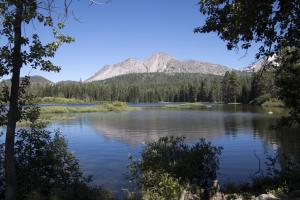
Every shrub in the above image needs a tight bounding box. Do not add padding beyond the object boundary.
[127,136,223,199]
[141,170,183,200]
[140,137,223,187]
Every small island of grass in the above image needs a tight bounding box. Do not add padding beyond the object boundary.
[17,101,139,127]
[40,101,138,113]
[36,97,94,104]
[261,98,285,108]
[162,102,208,110]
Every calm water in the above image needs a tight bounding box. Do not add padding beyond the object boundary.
[45,104,299,197]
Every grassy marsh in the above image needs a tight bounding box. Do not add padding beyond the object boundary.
[37,97,93,104]
[261,98,285,108]
[17,102,138,127]
[40,102,137,114]
[161,103,208,109]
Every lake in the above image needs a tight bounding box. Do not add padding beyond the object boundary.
[45,104,299,197]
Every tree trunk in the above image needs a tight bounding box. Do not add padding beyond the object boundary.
[5,2,23,200]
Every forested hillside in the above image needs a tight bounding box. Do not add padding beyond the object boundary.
[26,70,278,104]
[2,75,52,87]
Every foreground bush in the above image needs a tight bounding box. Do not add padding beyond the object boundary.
[141,170,183,200]
[0,123,114,200]
[127,136,223,199]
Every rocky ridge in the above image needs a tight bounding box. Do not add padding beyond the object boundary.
[85,52,232,82]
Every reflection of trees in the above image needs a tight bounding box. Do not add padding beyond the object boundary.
[223,115,238,136]
[274,128,300,162]
[250,115,300,163]
[250,115,276,141]
[223,113,255,136]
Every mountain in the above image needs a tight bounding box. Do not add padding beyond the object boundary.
[28,75,53,85]
[242,55,277,72]
[1,75,52,86]
[242,59,267,72]
[85,52,232,82]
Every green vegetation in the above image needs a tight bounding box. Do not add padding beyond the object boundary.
[0,0,76,198]
[17,114,75,127]
[222,71,240,103]
[275,47,300,124]
[1,76,52,88]
[25,68,293,119]
[30,73,253,104]
[37,97,92,104]
[17,69,293,115]
[125,137,300,200]
[16,102,136,127]
[196,0,300,125]
[40,102,135,114]
[1,79,118,199]
[27,70,281,107]
[195,1,299,59]
[249,67,278,106]
[0,0,298,199]
[261,99,285,108]
[162,102,207,109]
[139,170,183,200]
[127,137,222,199]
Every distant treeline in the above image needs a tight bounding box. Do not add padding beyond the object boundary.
[29,71,278,104]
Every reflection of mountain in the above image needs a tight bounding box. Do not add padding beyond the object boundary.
[86,110,229,145]
[86,109,258,146]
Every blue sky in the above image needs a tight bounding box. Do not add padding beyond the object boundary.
[20,0,260,82]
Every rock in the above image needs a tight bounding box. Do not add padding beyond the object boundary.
[224,193,255,200]
[210,192,225,200]
[180,190,188,200]
[256,194,279,200]
[180,190,201,200]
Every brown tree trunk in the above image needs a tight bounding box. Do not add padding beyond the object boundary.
[5,2,23,200]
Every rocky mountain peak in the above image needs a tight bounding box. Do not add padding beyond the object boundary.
[144,52,173,72]
[85,52,233,82]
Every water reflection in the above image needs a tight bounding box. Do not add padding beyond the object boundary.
[86,105,281,145]
[48,104,299,196]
